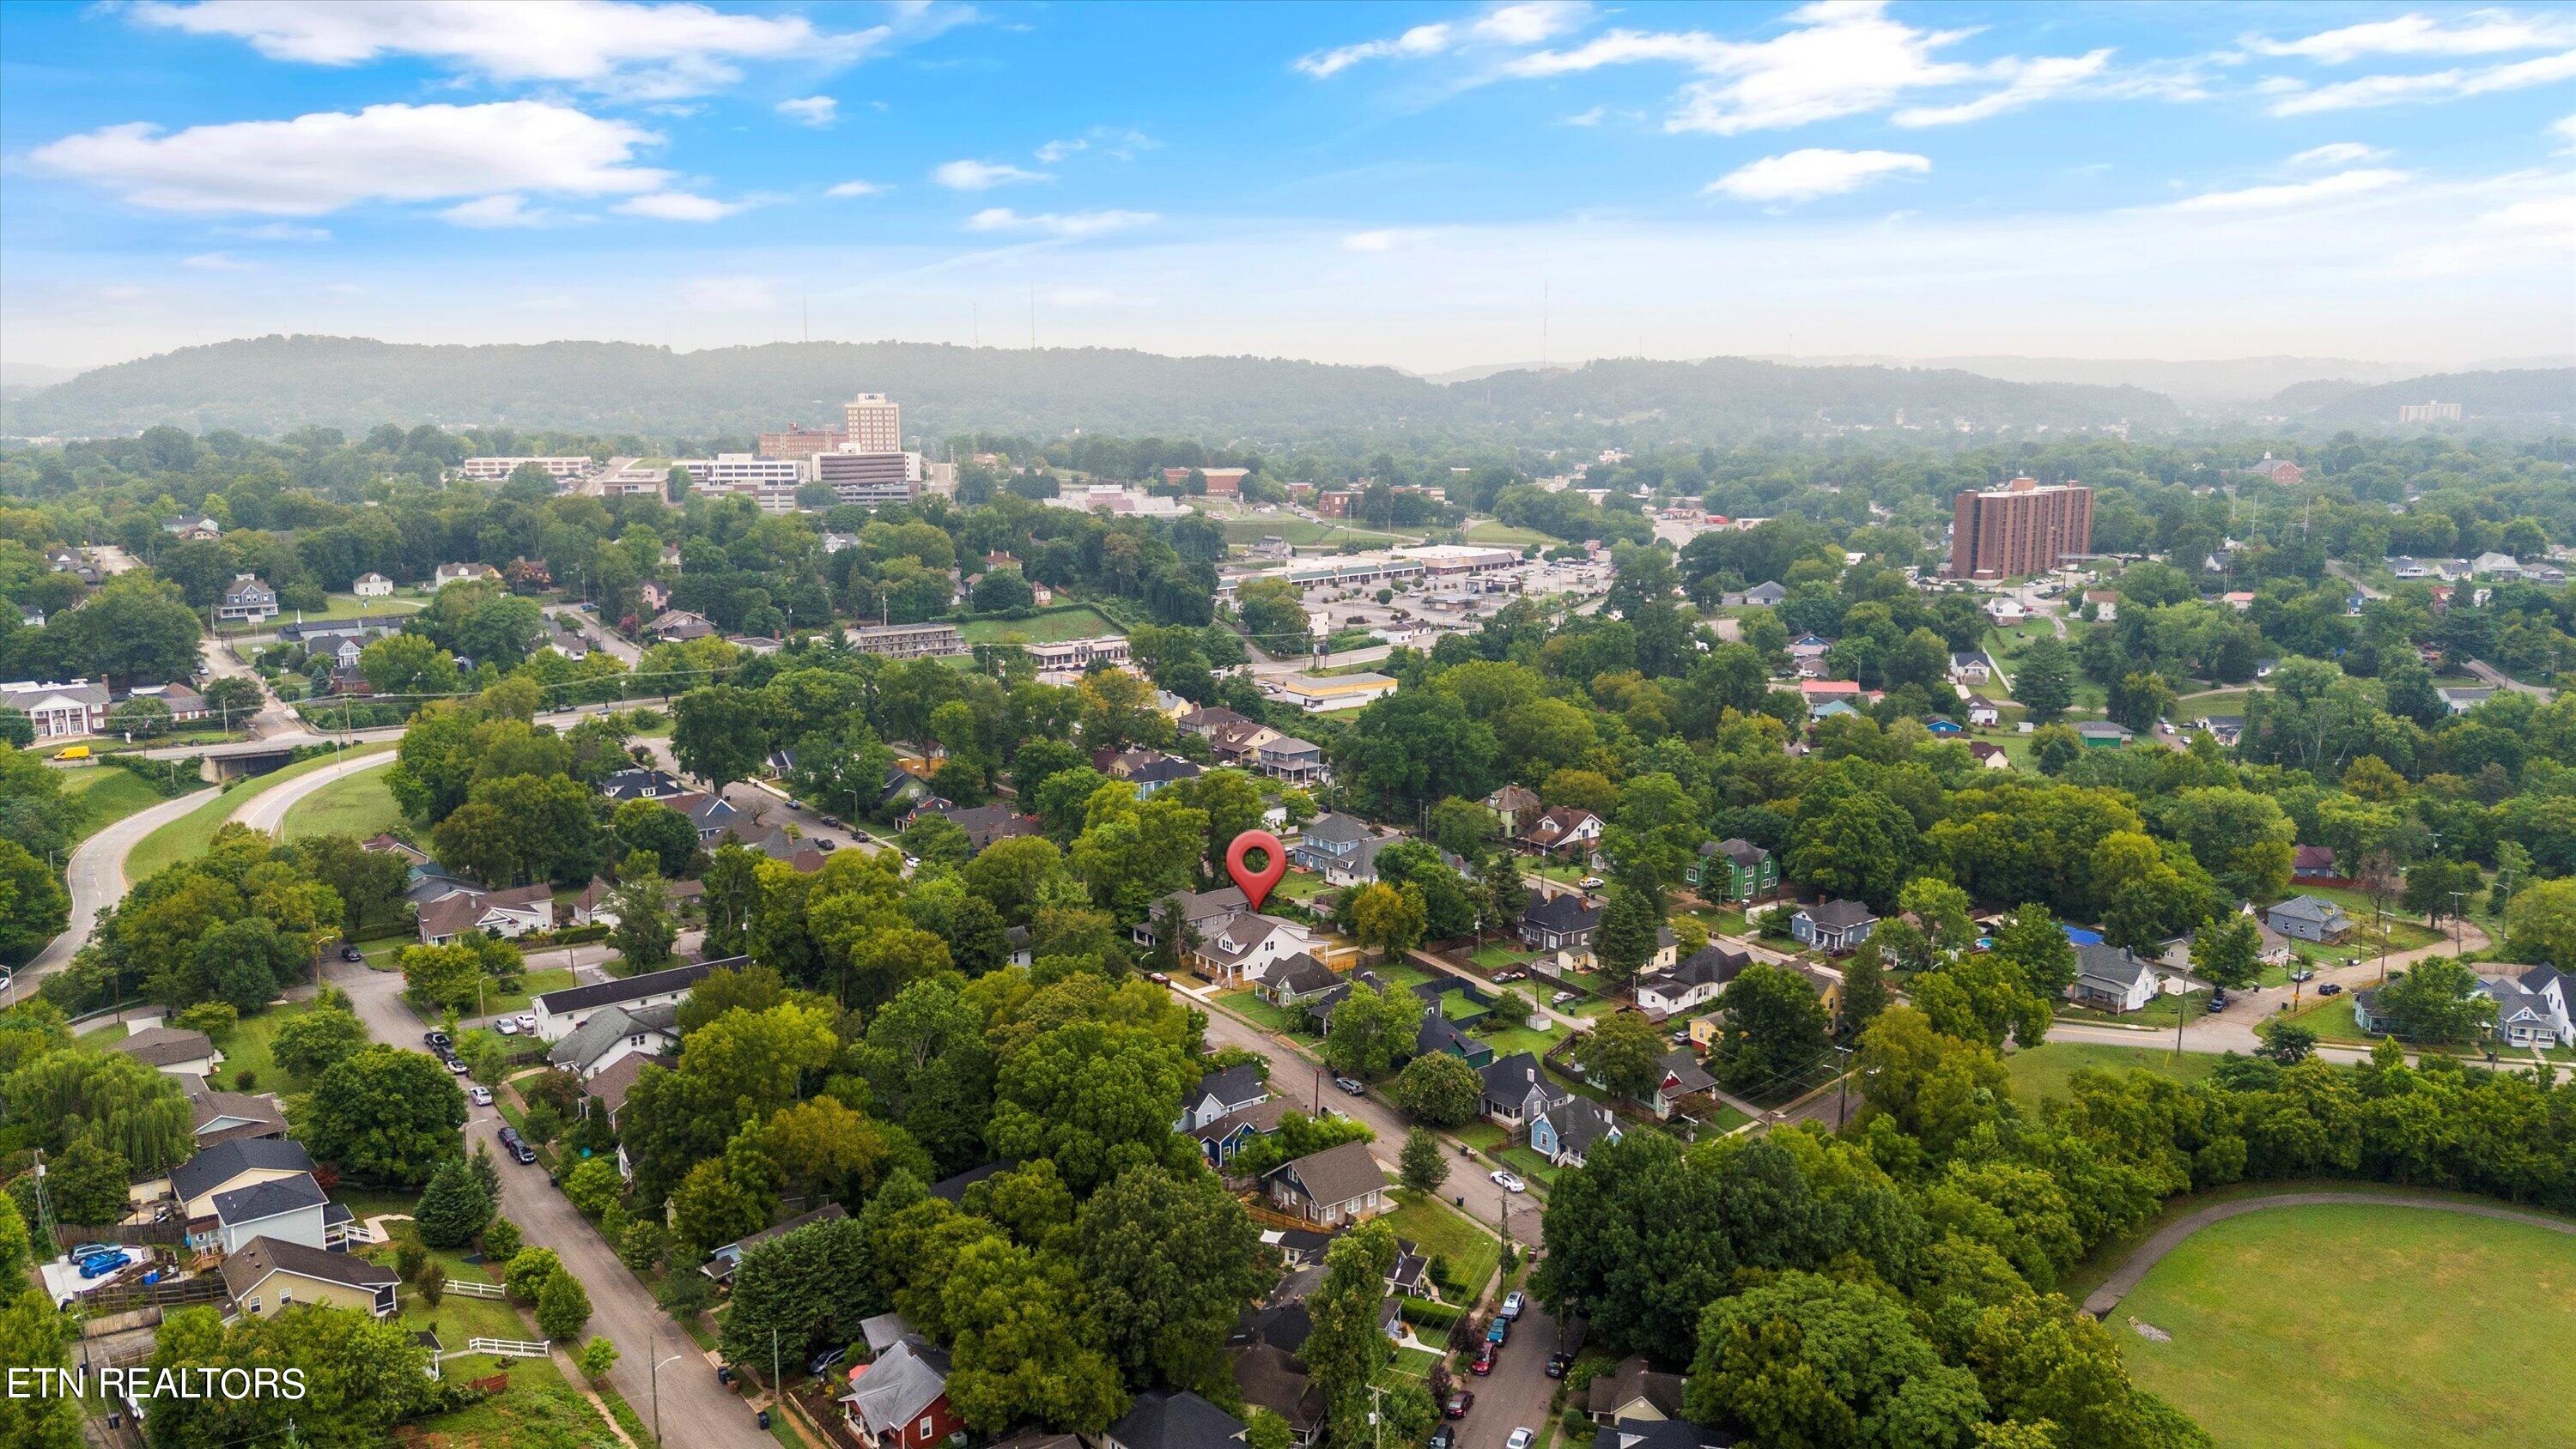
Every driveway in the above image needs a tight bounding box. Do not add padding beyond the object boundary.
[329,955,769,1447]
[1457,1297,1559,1449]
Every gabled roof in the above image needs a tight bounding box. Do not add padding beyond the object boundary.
[1268,1139,1386,1207]
[548,1004,671,1070]
[1479,1052,1572,1109]
[2291,846,2338,872]
[109,1026,214,1066]
[580,1052,668,1117]
[1299,812,1379,846]
[170,1138,314,1205]
[841,1336,951,1436]
[1189,1064,1268,1110]
[220,1235,398,1299]
[2074,720,2133,739]
[212,1172,327,1226]
[1796,898,1877,931]
[1522,894,1601,934]
[1265,953,1338,997]
[2074,942,2156,993]
[2266,894,2349,925]
[1656,1049,1716,1097]
[1589,1357,1688,1421]
[186,1085,288,1143]
[1651,944,1751,993]
[1108,1390,1247,1449]
[927,1160,1015,1202]
[536,956,734,1017]
[1540,1099,1621,1156]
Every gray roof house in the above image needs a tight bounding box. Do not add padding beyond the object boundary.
[837,1334,952,1448]
[1531,1099,1622,1167]
[546,1002,680,1081]
[1103,1390,1249,1449]
[1176,1064,1271,1133]
[211,1172,331,1254]
[2264,894,2354,943]
[1790,899,1878,953]
[1264,1140,1388,1228]
[1479,1051,1573,1128]
[2069,942,2160,1013]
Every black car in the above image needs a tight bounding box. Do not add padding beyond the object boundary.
[497,1126,536,1165]
[809,1346,847,1379]
[423,1030,452,1050]
[1545,1353,1573,1379]
[1430,1428,1455,1449]
[2317,982,2344,997]
[340,945,363,962]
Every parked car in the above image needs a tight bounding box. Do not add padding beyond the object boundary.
[2318,982,2344,997]
[1470,1346,1496,1376]
[1492,969,1524,982]
[66,1242,115,1263]
[2206,991,2228,1014]
[1430,1428,1455,1449]
[809,1347,847,1379]
[1485,1318,1510,1347]
[447,1057,471,1075]
[1146,972,1170,985]
[468,1086,493,1106]
[1334,1076,1366,1095]
[1505,1429,1535,1449]
[787,800,807,812]
[1443,1391,1473,1420]
[1489,1169,1526,1193]
[77,1250,132,1280]
[1498,1291,1524,1321]
[515,1013,538,1032]
[1545,1353,1573,1379]
[818,815,841,828]
[423,1030,452,1050]
[498,1127,537,1165]
[494,1019,519,1036]
[1550,991,1577,1006]
[340,945,363,962]
[1578,876,1604,889]
[2288,967,2315,983]
[848,828,872,843]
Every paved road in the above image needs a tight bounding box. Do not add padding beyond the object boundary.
[1459,1297,1559,1449]
[2460,657,2558,703]
[2,786,214,1006]
[228,749,397,834]
[544,605,644,666]
[2081,1191,2576,1319]
[329,955,769,1447]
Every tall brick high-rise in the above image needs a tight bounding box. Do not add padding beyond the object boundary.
[1947,477,2093,579]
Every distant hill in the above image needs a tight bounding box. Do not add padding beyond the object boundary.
[2269,368,2576,427]
[1750,353,2420,408]
[0,335,2179,444]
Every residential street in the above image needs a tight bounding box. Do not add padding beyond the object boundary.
[227,747,396,833]
[1457,1296,1560,1449]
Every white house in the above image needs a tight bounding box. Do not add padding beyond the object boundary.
[1175,1064,1271,1133]
[0,678,110,738]
[532,957,732,1042]
[217,574,279,623]
[2067,943,2160,1013]
[416,884,555,945]
[212,1172,331,1254]
[1635,946,1750,1019]
[545,1003,680,1080]
[352,573,394,598]
[108,1026,224,1080]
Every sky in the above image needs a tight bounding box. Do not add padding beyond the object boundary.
[1,0,2571,374]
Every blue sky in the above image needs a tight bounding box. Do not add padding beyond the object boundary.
[3,1,2570,372]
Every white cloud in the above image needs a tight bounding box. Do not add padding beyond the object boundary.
[1562,106,1607,126]
[1893,50,2113,126]
[2287,142,2391,167]
[1706,148,1930,203]
[216,221,330,240]
[683,276,777,312]
[825,179,887,197]
[965,207,1156,238]
[441,194,558,227]
[1473,2,1592,46]
[2166,167,2412,212]
[1035,128,1158,164]
[1296,22,1455,79]
[180,251,252,270]
[933,159,1049,190]
[2247,9,2576,64]
[2555,113,2576,149]
[126,0,890,100]
[1342,228,1435,252]
[1498,2,2115,136]
[613,191,742,221]
[29,101,666,215]
[775,96,838,127]
[2266,48,2576,113]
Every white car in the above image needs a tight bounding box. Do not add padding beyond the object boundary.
[1489,1170,1527,1194]
[446,1058,470,1076]
[514,1013,537,1032]
[1551,991,1577,1006]
[468,1086,494,1106]
[1578,876,1604,890]
[494,1018,519,1035]
[1506,1430,1535,1449]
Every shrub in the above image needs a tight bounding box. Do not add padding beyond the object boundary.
[232,1070,258,1091]
[412,1259,445,1307]
[171,1002,239,1036]
[562,1158,623,1219]
[537,1270,592,1341]
[1398,1299,1464,1331]
[504,1246,563,1302]
[479,1216,521,1262]
[394,1240,427,1283]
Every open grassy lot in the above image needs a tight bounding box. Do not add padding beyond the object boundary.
[210,1001,326,1095]
[127,743,397,879]
[1220,517,1419,549]
[2002,1041,2219,1106]
[59,767,194,849]
[2057,986,2211,1030]
[1459,519,1553,547]
[278,764,404,842]
[2117,1203,2576,1449]
[957,604,1124,646]
[1215,989,1315,1039]
[1382,1189,1500,1304]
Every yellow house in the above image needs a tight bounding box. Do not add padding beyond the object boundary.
[219,1236,399,1319]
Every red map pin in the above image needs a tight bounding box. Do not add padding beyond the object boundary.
[1225,829,1288,911]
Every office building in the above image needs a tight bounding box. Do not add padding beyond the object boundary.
[1947,478,2093,580]
[460,456,594,482]
[844,392,902,452]
[818,449,922,506]
[848,621,965,659]
[2398,402,2464,424]
[758,426,848,461]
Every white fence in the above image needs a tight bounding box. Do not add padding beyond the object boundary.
[441,1278,507,1299]
[465,1337,550,1359]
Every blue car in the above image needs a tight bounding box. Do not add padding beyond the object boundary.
[1485,1318,1510,1346]
[77,1250,131,1280]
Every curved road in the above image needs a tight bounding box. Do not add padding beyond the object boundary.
[3,786,216,1004]
[228,749,398,835]
[2082,1191,2576,1319]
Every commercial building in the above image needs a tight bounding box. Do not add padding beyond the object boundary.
[848,621,966,659]
[818,448,922,506]
[673,453,806,513]
[758,425,848,460]
[1271,672,1399,712]
[1020,634,1131,677]
[2398,402,2464,424]
[459,456,594,482]
[845,391,902,452]
[1947,477,2093,579]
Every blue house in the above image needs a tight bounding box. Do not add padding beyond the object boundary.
[1529,1100,1622,1167]
[1924,717,1965,737]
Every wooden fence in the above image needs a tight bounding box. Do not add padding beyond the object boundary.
[52,1222,185,1248]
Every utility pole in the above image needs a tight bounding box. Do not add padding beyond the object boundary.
[2450,891,2466,956]
[1832,1044,1855,1129]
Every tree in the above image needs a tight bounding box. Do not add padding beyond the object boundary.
[1323,981,1424,1080]
[1595,885,1662,985]
[537,1267,593,1341]
[0,1194,29,1286]
[52,572,204,686]
[1988,904,2080,1000]
[1686,1271,1987,1448]
[1390,1052,1483,1127]
[578,1336,620,1384]
[0,1286,83,1449]
[414,1156,492,1248]
[989,1020,1200,1194]
[1075,1165,1272,1401]
[46,1132,132,1225]
[301,1046,467,1187]
[2106,670,2176,735]
[606,861,678,968]
[941,1235,1130,1434]
[2188,912,2263,991]
[1839,941,1892,1034]
[673,683,772,791]
[563,1157,625,1218]
[719,1215,879,1369]
[135,1302,437,1448]
[611,797,702,878]
[1399,1128,1449,1194]
[2014,635,2075,723]
[1711,962,1833,1096]
[1306,1222,1401,1448]
[505,1246,566,1302]
[2372,957,2494,1045]
[1575,1009,1668,1102]
[358,632,456,698]
[1350,881,1427,961]
[270,1004,370,1079]
[2502,877,2576,969]
[2256,1018,2318,1064]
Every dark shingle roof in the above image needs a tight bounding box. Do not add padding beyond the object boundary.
[1522,894,1602,933]
[219,1235,398,1299]
[109,1026,215,1067]
[536,956,737,1016]
[1190,1064,1268,1110]
[170,1138,315,1205]
[1268,1140,1386,1208]
[212,1173,327,1225]
[1108,1390,1248,1449]
[1798,899,1877,930]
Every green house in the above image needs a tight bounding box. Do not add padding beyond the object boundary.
[1687,838,1777,902]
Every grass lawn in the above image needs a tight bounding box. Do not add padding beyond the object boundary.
[210,1001,326,1095]
[474,966,577,1021]
[2057,987,2211,1031]
[1465,943,1534,973]
[1221,518,1418,549]
[2117,1203,2576,1449]
[126,743,397,879]
[1459,519,1553,547]
[1473,1022,1564,1060]
[1273,870,1336,903]
[1215,988,1313,1038]
[278,764,405,842]
[2002,1041,2220,1106]
[59,767,197,849]
[1382,1189,1500,1305]
[957,604,1123,646]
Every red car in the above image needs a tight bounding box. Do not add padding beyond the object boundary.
[1444,1391,1474,1420]
[1470,1346,1497,1376]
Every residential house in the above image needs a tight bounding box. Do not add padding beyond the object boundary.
[1986,597,2030,623]
[416,883,555,945]
[1637,944,1751,1018]
[2437,687,2494,715]
[702,1203,848,1286]
[164,1138,318,1231]
[184,1082,289,1148]
[1258,954,1340,1006]
[1686,839,1776,902]
[1530,1099,1622,1168]
[1180,706,1279,766]
[1730,581,1788,607]
[163,514,222,541]
[1191,1097,1295,1171]
[1413,1009,1495,1070]
[1527,807,1606,858]
[1290,813,1400,886]
[352,573,393,598]
[2481,966,2573,1049]
[1948,652,1995,687]
[1589,1357,1688,1425]
[1176,1064,1271,1133]
[216,574,279,623]
[1264,1140,1388,1227]
[221,1236,398,1320]
[434,562,499,588]
[2195,714,2245,747]
[665,791,740,841]
[581,1052,665,1180]
[0,678,111,737]
[1601,1420,1737,1449]
[1790,900,1878,954]
[1969,741,2013,770]
[599,767,690,803]
[1965,694,2002,727]
[1518,894,1602,954]
[546,1003,680,1081]
[2265,894,2354,944]
[1479,1052,1573,1130]
[1484,784,1542,838]
[2074,721,2135,748]
[1097,747,1202,797]
[839,1335,961,1449]
[1273,673,1399,713]
[532,956,732,1041]
[2291,846,2342,882]
[2083,590,2119,620]
[1925,717,1966,737]
[1232,1346,1326,1446]
[647,609,716,643]
[910,803,1039,855]
[109,1026,222,1079]
[2068,942,2160,1014]
[1638,1050,1717,1121]
[1194,912,1320,989]
[212,1173,331,1254]
[1253,734,1331,786]
[1103,1391,1249,1449]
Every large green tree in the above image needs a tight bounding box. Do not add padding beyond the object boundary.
[1076,1164,1272,1401]
[300,1046,467,1187]
[1685,1271,1987,1448]
[1711,962,1834,1096]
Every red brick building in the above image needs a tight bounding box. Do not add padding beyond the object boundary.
[1948,477,2093,579]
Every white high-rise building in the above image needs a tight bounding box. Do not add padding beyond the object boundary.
[844,392,901,452]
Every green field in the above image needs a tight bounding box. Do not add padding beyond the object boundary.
[207,1001,325,1095]
[278,763,404,841]
[60,767,196,849]
[1220,518,1417,549]
[2117,1203,2576,1449]
[2002,1041,2220,1106]
[957,605,1124,646]
[126,743,397,880]
[1459,519,1552,547]
[1382,1189,1502,1304]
